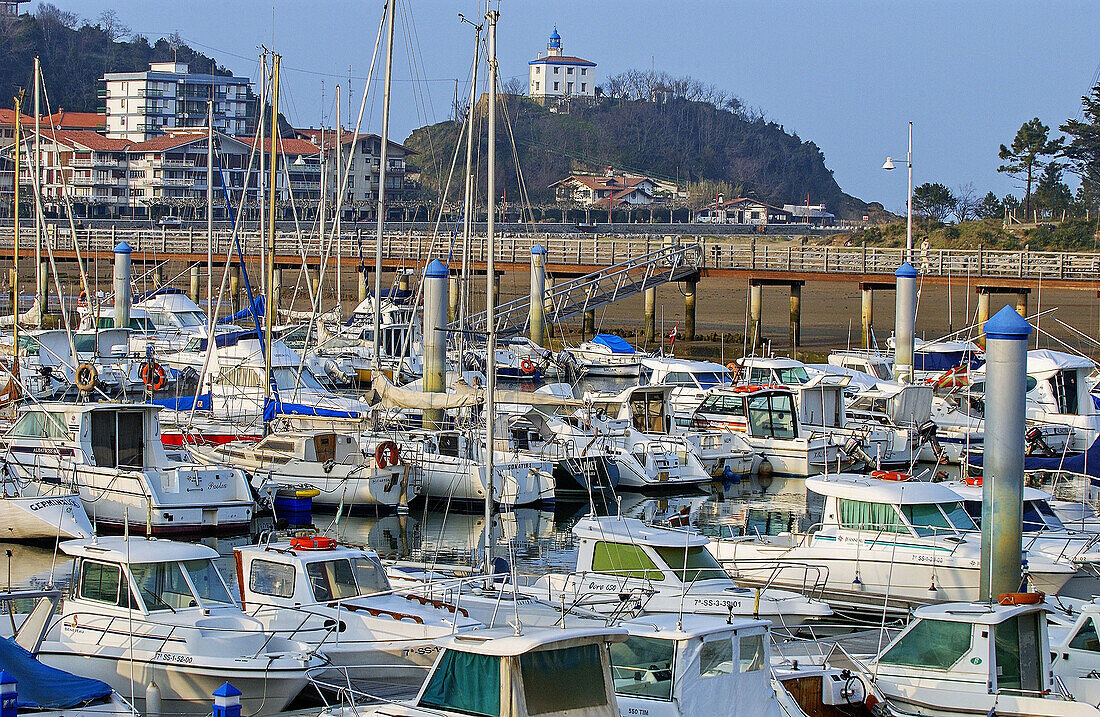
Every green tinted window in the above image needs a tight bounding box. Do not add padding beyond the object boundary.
[839,499,907,533]
[521,644,607,714]
[420,649,500,716]
[880,619,972,670]
[592,542,664,580]
[653,545,726,583]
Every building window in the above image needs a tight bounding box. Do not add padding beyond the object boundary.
[567,82,573,93]
[581,68,587,76]
[534,81,540,91]
[581,83,586,92]
[567,67,573,75]
[554,67,559,74]
[535,66,540,74]
[554,82,559,91]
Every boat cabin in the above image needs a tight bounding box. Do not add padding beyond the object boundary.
[846,383,934,429]
[236,538,392,607]
[736,356,812,387]
[7,403,164,470]
[613,614,778,717]
[592,385,674,435]
[224,431,363,468]
[640,357,732,392]
[693,386,801,439]
[942,480,1070,534]
[408,627,625,717]
[827,351,894,382]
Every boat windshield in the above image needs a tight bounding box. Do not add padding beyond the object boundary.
[306,555,391,602]
[130,558,235,611]
[175,311,207,328]
[746,393,797,439]
[272,367,326,392]
[901,502,975,537]
[1024,500,1065,532]
[652,545,727,583]
[696,371,732,389]
[776,366,810,384]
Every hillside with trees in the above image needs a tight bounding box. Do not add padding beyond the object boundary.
[405,69,873,219]
[0,4,232,114]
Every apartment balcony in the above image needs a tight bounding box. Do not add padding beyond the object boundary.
[70,176,97,185]
[290,181,321,190]
[96,89,108,98]
[138,89,165,98]
[159,159,192,168]
[151,177,193,187]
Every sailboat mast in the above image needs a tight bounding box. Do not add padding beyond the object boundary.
[264,53,280,415]
[12,91,23,377]
[33,57,40,327]
[206,98,214,310]
[458,23,481,360]
[335,85,342,317]
[372,0,396,374]
[482,8,498,577]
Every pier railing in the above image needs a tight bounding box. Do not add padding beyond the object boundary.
[0,227,1098,282]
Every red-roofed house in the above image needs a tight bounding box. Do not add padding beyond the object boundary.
[696,197,792,225]
[528,27,596,104]
[549,168,662,208]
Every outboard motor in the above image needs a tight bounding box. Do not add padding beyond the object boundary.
[841,434,876,468]
[918,419,947,463]
[1025,426,1055,456]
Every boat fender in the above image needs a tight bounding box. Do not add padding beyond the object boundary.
[964,476,983,486]
[998,591,1044,605]
[140,361,167,391]
[870,470,909,482]
[375,440,400,469]
[75,362,98,392]
[291,535,337,550]
[520,358,536,375]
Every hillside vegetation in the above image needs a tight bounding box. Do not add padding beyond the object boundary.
[828,217,1100,251]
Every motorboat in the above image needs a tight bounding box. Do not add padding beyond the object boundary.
[691,385,839,477]
[525,516,832,628]
[191,429,417,509]
[36,537,318,716]
[639,356,734,417]
[0,460,93,540]
[1,402,254,535]
[500,410,620,495]
[562,333,645,377]
[708,472,1078,612]
[233,535,482,678]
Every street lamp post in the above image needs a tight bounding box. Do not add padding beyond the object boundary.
[882,120,913,263]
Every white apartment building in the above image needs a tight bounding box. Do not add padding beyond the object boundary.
[528,27,596,103]
[101,62,256,141]
[295,128,411,216]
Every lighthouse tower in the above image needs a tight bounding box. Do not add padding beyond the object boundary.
[528,26,596,104]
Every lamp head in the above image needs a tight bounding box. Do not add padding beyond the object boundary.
[882,157,896,171]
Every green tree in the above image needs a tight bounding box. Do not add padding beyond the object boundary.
[998,118,1063,220]
[1032,163,1074,219]
[912,182,956,223]
[1061,83,1100,212]
[976,191,1003,219]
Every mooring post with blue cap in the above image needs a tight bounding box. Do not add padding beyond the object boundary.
[893,261,918,383]
[113,241,132,329]
[212,682,242,717]
[529,245,547,347]
[0,670,16,717]
[422,259,449,430]
[979,305,1032,601]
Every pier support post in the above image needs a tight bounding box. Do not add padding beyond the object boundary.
[1015,291,1028,318]
[422,260,449,431]
[7,269,15,318]
[359,267,369,303]
[529,245,547,347]
[861,285,874,348]
[153,264,164,289]
[644,286,656,345]
[976,289,991,349]
[684,277,697,341]
[545,275,555,315]
[113,241,132,330]
[893,262,917,384]
[492,272,500,309]
[189,264,200,303]
[583,309,595,340]
[397,271,410,294]
[37,261,47,321]
[448,275,459,322]
[749,281,762,348]
[230,264,241,314]
[271,268,282,315]
[789,283,802,359]
[979,306,1031,600]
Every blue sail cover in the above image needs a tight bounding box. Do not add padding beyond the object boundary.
[591,334,635,355]
[0,637,112,708]
[913,349,982,372]
[218,294,265,325]
[968,437,1100,479]
[263,397,360,422]
[150,393,212,411]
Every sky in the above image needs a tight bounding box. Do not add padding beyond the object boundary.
[47,0,1100,210]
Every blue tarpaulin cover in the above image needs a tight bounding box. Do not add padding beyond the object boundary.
[968,437,1100,479]
[913,350,982,372]
[150,393,212,411]
[591,334,635,355]
[0,637,112,708]
[263,397,360,422]
[218,294,265,325]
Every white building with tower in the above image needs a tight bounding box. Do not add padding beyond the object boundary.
[528,27,596,103]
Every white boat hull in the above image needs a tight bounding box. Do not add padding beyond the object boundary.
[0,492,93,540]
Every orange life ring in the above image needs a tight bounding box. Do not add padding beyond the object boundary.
[140,361,167,391]
[375,440,400,469]
[726,361,739,372]
[871,470,910,482]
[77,289,88,307]
[520,358,536,375]
[290,535,336,551]
[998,591,1044,606]
[964,476,983,487]
[75,362,98,392]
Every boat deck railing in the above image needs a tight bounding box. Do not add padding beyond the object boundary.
[306,663,429,712]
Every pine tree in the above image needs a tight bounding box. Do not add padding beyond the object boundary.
[1061,83,1100,211]
[998,118,1063,220]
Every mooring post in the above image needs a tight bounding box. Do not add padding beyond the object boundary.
[422,259,449,431]
[749,281,762,348]
[893,262,917,383]
[272,267,282,314]
[684,276,697,341]
[189,264,200,303]
[1015,291,1028,318]
[583,309,595,340]
[979,306,1031,601]
[976,289,991,349]
[529,244,547,347]
[113,241,132,329]
[861,285,874,349]
[447,274,458,322]
[644,286,656,344]
[789,282,802,359]
[230,264,241,314]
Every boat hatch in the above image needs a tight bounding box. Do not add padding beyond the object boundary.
[91,409,145,469]
[747,393,797,439]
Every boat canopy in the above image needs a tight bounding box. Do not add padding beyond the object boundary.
[574,516,709,548]
[591,334,635,355]
[0,636,112,709]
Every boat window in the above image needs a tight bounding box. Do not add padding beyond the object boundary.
[995,612,1042,692]
[352,555,391,596]
[591,542,664,580]
[880,618,972,670]
[749,368,771,384]
[610,635,675,701]
[216,367,264,388]
[739,633,766,672]
[438,433,460,457]
[249,559,296,598]
[697,394,744,417]
[700,635,734,677]
[940,502,977,531]
[257,438,296,454]
[1070,618,1100,652]
[746,393,797,439]
[273,367,325,392]
[630,393,667,434]
[130,561,195,610]
[652,545,726,583]
[176,311,206,328]
[776,367,810,385]
[1024,500,1064,532]
[871,363,891,381]
[306,559,360,601]
[79,560,121,604]
[838,499,907,534]
[1052,369,1080,415]
[419,648,501,716]
[521,643,607,714]
[901,503,955,537]
[182,559,235,607]
[8,410,68,439]
[696,371,731,389]
[90,410,145,469]
[664,372,695,386]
